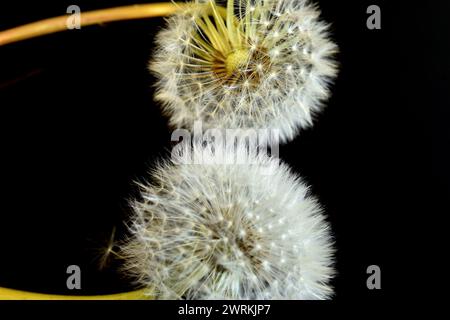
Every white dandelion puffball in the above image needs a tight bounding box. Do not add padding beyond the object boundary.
[121,144,334,299]
[151,0,338,143]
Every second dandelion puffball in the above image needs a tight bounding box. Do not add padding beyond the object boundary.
[121,143,334,299]
[151,0,338,143]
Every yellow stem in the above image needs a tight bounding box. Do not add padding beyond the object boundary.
[0,4,179,297]
[0,287,151,300]
[0,3,182,46]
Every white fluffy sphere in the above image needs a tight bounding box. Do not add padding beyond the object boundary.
[151,0,338,143]
[121,143,334,299]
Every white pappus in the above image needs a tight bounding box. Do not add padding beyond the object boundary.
[151,0,338,144]
[120,143,335,299]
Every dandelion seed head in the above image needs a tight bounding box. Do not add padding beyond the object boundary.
[121,143,334,299]
[151,0,338,143]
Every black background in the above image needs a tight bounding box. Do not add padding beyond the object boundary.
[0,0,443,305]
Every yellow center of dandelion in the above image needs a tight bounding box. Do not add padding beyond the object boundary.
[225,48,250,75]
[188,0,268,85]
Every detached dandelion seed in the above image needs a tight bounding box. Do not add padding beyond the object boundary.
[121,143,334,299]
[151,0,338,143]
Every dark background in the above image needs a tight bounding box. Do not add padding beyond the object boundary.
[0,0,443,302]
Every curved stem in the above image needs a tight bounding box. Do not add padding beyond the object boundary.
[0,287,151,300]
[0,2,181,300]
[0,3,182,46]
[0,2,183,301]
[0,2,179,300]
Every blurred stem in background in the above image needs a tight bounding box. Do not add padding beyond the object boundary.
[0,3,181,46]
[0,2,181,299]
[0,287,150,300]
